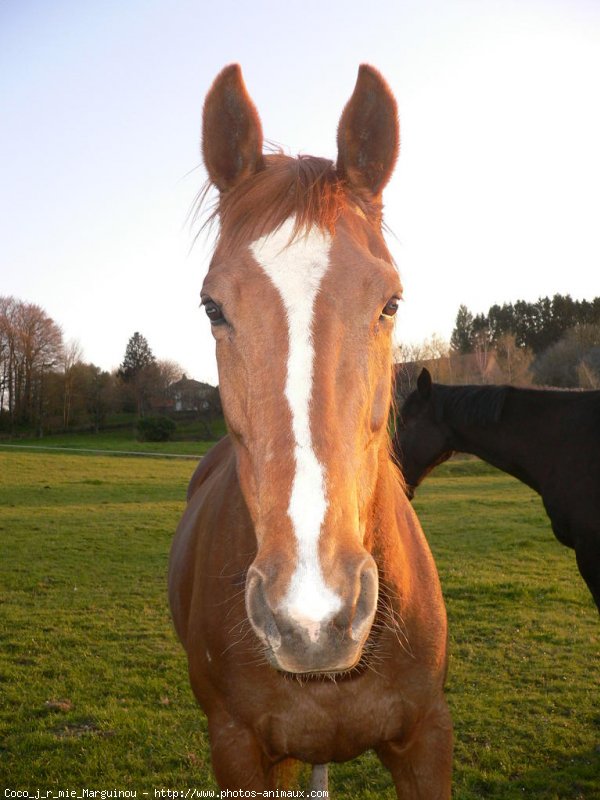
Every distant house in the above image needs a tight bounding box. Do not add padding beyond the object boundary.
[168,375,219,413]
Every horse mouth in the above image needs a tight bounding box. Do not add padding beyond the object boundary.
[274,654,364,681]
[265,598,397,681]
[264,644,365,678]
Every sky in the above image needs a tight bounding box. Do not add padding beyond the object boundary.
[1,0,599,385]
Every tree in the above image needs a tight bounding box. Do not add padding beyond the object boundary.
[16,301,63,429]
[393,335,453,398]
[454,293,600,356]
[0,296,17,417]
[61,339,83,431]
[472,329,492,382]
[577,347,600,389]
[394,334,449,365]
[450,305,474,353]
[550,294,578,341]
[117,332,156,417]
[154,359,185,401]
[118,332,156,380]
[532,324,600,387]
[84,365,118,432]
[0,296,63,431]
[494,333,532,384]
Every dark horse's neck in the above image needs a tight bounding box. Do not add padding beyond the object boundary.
[436,384,586,495]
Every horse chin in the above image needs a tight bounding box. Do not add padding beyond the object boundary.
[264,644,366,678]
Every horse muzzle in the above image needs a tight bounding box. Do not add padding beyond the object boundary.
[245,556,379,675]
[405,483,416,501]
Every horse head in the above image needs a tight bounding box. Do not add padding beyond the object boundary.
[201,64,401,674]
[395,367,454,497]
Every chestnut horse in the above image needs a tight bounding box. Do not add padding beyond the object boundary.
[169,65,452,794]
[395,367,600,613]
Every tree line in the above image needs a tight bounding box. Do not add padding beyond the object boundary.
[450,293,600,355]
[395,293,600,393]
[0,296,218,436]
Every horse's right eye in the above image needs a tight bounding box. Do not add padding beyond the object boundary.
[203,299,225,324]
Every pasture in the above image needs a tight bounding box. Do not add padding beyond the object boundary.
[0,449,598,797]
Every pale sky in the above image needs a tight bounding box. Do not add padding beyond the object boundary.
[1,0,599,385]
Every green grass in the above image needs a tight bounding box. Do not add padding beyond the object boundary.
[0,424,225,456]
[0,453,598,797]
[412,461,600,800]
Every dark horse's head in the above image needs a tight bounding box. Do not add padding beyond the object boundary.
[394,368,454,498]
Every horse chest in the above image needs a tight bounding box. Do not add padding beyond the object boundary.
[243,677,408,763]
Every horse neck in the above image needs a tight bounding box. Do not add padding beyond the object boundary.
[367,448,409,549]
[369,452,442,620]
[444,389,548,493]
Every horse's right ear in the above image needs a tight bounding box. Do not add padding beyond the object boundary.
[202,64,264,193]
[417,368,432,400]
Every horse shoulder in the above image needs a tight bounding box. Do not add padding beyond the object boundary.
[399,498,446,615]
[169,436,237,647]
[187,436,233,501]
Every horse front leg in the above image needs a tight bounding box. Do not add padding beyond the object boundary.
[375,698,453,800]
[207,710,276,789]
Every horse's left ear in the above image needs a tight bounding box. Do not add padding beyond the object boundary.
[417,368,432,400]
[202,64,264,193]
[336,65,399,198]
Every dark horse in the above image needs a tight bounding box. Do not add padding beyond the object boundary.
[394,367,600,613]
[168,67,452,793]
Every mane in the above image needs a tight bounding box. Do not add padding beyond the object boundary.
[205,153,383,255]
[433,384,508,428]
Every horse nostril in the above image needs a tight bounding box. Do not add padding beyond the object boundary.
[351,559,379,642]
[245,567,281,650]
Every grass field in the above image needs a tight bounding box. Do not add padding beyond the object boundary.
[0,449,598,797]
[0,418,226,457]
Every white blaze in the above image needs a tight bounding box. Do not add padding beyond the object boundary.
[250,219,342,629]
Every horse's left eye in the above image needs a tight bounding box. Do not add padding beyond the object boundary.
[381,297,400,318]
